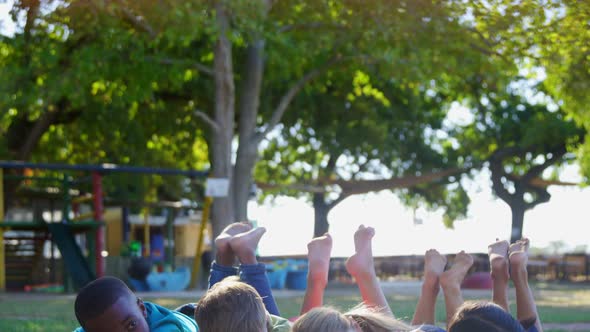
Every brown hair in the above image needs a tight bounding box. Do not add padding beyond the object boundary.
[448,301,526,332]
[194,276,268,332]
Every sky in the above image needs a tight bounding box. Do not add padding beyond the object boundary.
[2,3,589,258]
[252,167,590,257]
[0,2,14,37]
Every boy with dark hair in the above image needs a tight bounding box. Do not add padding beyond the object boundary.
[73,276,198,332]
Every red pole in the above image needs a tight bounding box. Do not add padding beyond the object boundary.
[92,172,105,278]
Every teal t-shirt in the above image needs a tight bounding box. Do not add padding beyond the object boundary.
[73,302,198,332]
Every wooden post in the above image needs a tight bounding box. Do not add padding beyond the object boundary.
[165,208,175,270]
[191,196,212,288]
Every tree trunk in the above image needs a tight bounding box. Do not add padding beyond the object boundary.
[313,193,331,237]
[210,3,235,239]
[233,144,258,222]
[509,201,526,243]
[233,39,265,222]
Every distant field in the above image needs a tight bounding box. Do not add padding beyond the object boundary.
[0,281,589,331]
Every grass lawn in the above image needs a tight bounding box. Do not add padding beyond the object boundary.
[0,282,589,331]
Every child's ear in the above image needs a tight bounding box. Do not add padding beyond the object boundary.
[137,298,147,318]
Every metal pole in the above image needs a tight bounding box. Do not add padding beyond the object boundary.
[0,161,208,178]
[165,208,175,270]
[92,172,105,278]
[143,208,150,257]
[122,206,130,243]
[62,176,71,222]
[190,196,212,288]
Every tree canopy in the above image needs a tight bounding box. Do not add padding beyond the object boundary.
[1,0,588,240]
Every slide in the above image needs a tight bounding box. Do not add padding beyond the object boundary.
[47,223,95,290]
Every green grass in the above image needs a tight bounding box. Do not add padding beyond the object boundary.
[0,282,589,331]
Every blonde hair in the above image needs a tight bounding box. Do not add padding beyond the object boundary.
[293,304,416,332]
[195,276,268,332]
[292,307,356,332]
[345,304,414,332]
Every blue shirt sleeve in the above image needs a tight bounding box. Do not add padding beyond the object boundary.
[414,324,447,332]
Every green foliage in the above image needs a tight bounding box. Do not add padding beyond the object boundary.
[1,0,588,228]
[451,0,590,178]
[256,62,474,223]
[449,86,584,232]
[0,1,211,201]
[536,1,590,177]
[255,0,524,225]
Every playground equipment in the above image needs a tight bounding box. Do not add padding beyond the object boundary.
[0,161,208,291]
[125,210,212,291]
[0,168,103,291]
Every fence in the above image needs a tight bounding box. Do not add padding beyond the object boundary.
[13,253,588,292]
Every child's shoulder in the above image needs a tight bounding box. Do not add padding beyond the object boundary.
[146,302,199,332]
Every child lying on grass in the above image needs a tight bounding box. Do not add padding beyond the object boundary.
[294,225,542,332]
[178,221,291,332]
[73,276,198,332]
[294,225,432,332]
[411,238,542,332]
[445,238,542,332]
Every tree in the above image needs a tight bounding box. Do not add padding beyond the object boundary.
[448,0,590,175]
[197,0,552,237]
[535,1,590,176]
[256,1,589,239]
[455,91,583,243]
[431,0,587,241]
[0,0,210,204]
[6,0,583,241]
[256,68,475,236]
[252,0,546,237]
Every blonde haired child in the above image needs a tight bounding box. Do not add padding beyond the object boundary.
[294,225,424,332]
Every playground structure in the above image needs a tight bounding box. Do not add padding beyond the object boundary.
[0,161,208,292]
